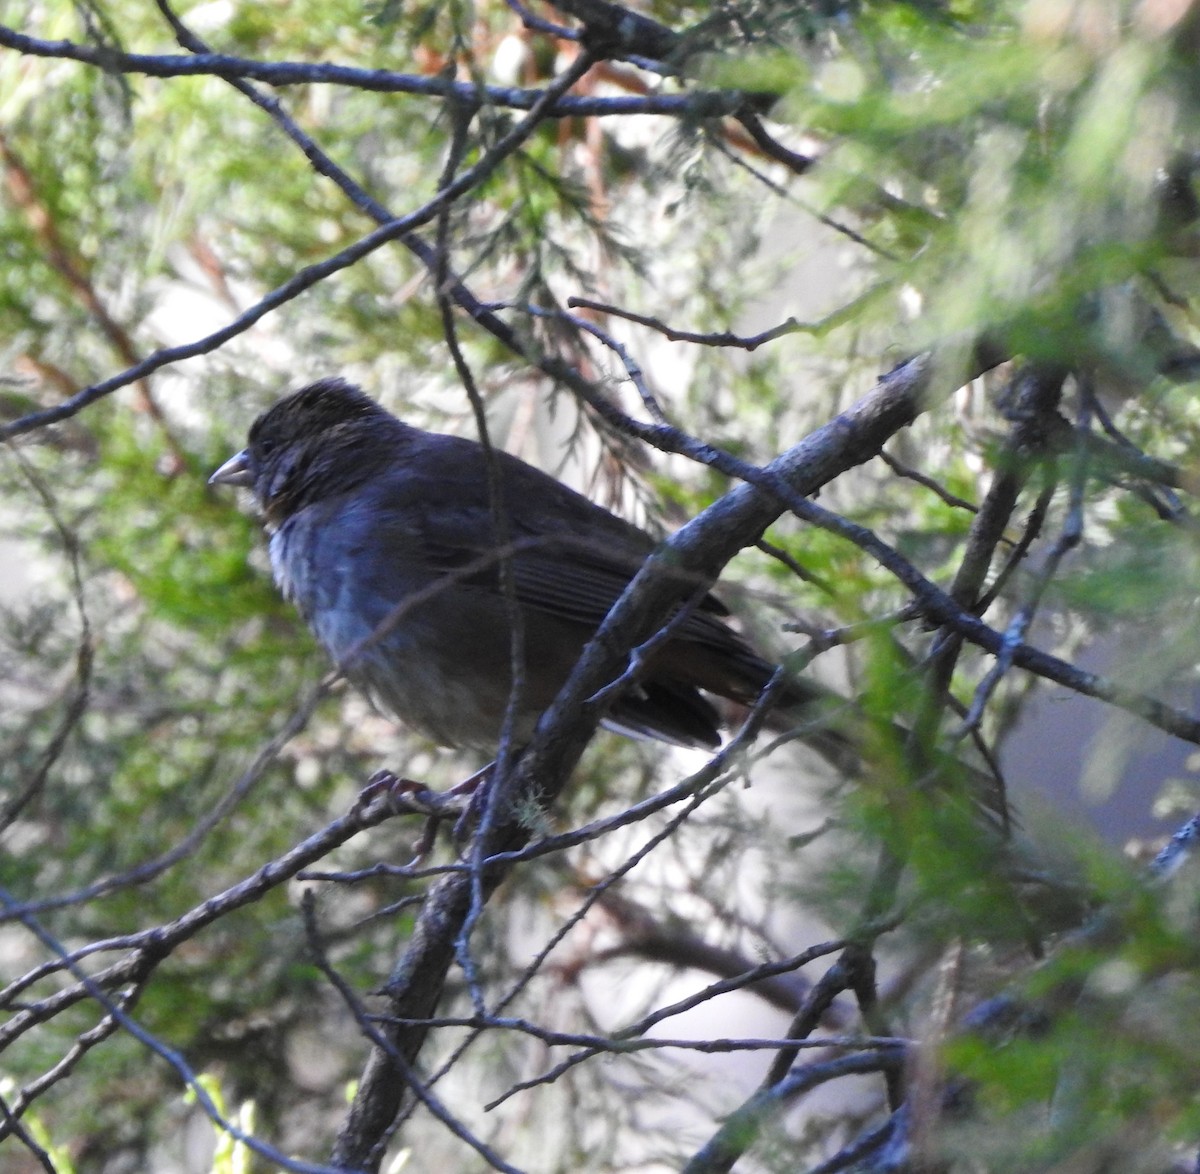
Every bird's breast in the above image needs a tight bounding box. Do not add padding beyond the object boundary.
[267,507,549,750]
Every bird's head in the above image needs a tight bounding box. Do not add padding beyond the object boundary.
[210,378,398,524]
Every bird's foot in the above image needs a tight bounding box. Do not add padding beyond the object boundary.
[353,768,447,815]
[353,769,475,862]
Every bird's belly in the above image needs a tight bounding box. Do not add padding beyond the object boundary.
[359,650,526,749]
[270,525,591,750]
[312,591,551,751]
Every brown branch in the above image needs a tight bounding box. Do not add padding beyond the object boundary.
[594,889,840,1016]
[567,294,805,350]
[548,0,682,62]
[682,1049,907,1174]
[733,108,816,175]
[301,894,520,1174]
[0,801,394,1053]
[877,449,979,514]
[0,49,597,443]
[761,946,879,1089]
[0,26,735,117]
[910,365,1066,819]
[1,980,147,1142]
[485,936,864,1110]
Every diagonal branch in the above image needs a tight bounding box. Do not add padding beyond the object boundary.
[0,48,596,442]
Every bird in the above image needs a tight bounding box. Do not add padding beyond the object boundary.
[208,377,854,766]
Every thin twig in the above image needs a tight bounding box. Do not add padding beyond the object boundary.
[877,449,979,514]
[301,894,523,1174]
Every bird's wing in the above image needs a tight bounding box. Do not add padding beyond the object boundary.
[369,444,731,630]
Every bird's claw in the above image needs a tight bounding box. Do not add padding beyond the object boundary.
[353,767,490,859]
[353,769,429,814]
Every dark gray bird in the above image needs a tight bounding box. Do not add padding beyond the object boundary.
[210,378,850,762]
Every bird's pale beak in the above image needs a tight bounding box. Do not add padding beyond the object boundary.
[209,449,254,488]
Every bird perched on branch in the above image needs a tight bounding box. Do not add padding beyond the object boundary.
[209,378,855,767]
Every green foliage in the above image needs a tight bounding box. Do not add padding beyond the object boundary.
[2,0,1200,1170]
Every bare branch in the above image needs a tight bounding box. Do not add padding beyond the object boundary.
[683,1049,908,1174]
[0,26,737,116]
[0,49,597,441]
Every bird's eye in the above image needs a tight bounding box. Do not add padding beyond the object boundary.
[258,438,276,457]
